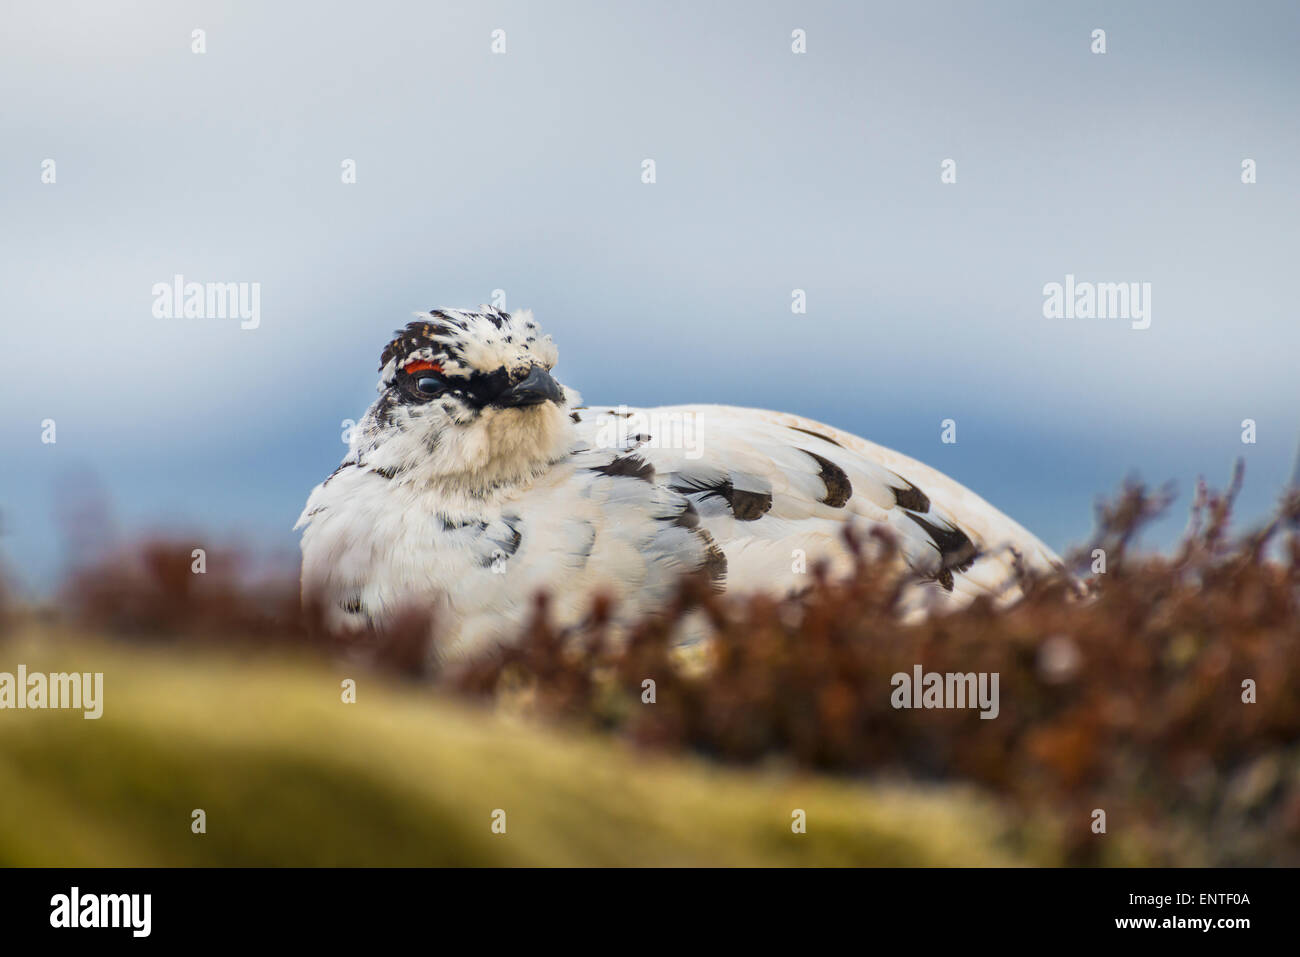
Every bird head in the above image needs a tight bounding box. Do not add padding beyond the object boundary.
[352,307,578,492]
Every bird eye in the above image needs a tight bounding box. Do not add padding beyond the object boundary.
[401,360,448,399]
[415,375,445,395]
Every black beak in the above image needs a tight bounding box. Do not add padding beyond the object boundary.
[492,366,563,408]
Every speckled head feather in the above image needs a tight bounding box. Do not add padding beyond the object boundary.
[378,315,463,371]
[378,307,559,384]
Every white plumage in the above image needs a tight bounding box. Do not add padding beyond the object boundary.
[297,307,1064,661]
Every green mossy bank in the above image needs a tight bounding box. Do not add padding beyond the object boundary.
[0,628,1055,867]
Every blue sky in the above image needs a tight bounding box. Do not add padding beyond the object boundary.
[2,1,1298,593]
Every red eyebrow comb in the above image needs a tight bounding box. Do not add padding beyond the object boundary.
[403,360,444,375]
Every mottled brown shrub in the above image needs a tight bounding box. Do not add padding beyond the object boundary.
[455,466,1300,865]
[60,539,305,644]
[55,535,436,669]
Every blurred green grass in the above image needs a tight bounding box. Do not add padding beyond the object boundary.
[0,625,1060,866]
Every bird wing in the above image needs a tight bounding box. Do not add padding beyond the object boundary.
[570,404,1063,611]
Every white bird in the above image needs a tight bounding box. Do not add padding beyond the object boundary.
[297,306,1066,662]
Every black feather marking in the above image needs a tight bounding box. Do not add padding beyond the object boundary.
[589,455,655,483]
[572,521,597,564]
[497,518,523,556]
[371,465,399,480]
[323,461,358,486]
[478,519,523,568]
[904,512,978,574]
[373,390,400,428]
[728,488,773,520]
[661,503,727,587]
[427,309,470,329]
[698,530,728,588]
[659,498,700,529]
[669,475,772,521]
[890,478,931,513]
[570,411,581,423]
[790,426,843,448]
[440,515,488,532]
[800,450,852,508]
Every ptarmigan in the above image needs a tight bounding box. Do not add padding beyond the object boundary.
[297,306,1065,661]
